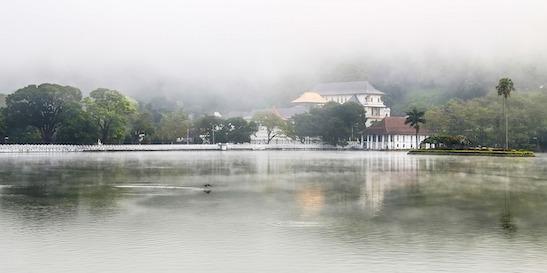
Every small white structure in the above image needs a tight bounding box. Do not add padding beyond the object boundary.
[365,117,430,150]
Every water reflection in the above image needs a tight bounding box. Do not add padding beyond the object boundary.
[501,170,517,234]
[1,152,547,273]
[296,186,324,216]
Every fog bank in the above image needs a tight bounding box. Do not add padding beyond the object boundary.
[1,0,546,111]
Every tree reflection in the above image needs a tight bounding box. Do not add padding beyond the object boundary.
[0,184,122,225]
[500,179,517,234]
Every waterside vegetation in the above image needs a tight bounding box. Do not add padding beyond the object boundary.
[0,77,546,152]
[408,149,535,157]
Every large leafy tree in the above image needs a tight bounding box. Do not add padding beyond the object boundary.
[291,102,366,146]
[194,115,224,144]
[338,101,367,141]
[223,117,258,144]
[292,112,320,142]
[155,110,190,144]
[318,102,366,145]
[5,84,82,143]
[56,105,99,144]
[129,110,156,144]
[84,88,136,144]
[496,78,515,150]
[405,107,426,149]
[252,111,286,144]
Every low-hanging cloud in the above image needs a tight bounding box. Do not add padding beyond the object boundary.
[1,0,546,111]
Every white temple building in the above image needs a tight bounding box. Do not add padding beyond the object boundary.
[225,81,395,144]
[364,117,430,150]
[291,81,391,126]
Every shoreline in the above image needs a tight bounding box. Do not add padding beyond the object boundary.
[0,143,348,153]
[408,149,535,157]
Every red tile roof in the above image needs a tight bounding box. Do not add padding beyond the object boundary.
[365,117,429,135]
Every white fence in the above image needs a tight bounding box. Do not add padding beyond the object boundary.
[0,143,344,153]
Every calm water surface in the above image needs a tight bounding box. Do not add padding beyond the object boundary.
[1,151,547,273]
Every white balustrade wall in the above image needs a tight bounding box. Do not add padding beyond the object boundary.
[0,143,340,153]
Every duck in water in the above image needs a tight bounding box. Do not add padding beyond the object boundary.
[203,183,212,194]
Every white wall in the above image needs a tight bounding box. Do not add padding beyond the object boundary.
[250,126,295,144]
[366,134,430,150]
[322,94,387,106]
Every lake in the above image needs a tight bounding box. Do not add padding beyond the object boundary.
[1,151,547,273]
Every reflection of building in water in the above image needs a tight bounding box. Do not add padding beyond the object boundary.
[359,173,386,215]
[251,152,438,217]
[358,153,434,215]
[296,186,325,216]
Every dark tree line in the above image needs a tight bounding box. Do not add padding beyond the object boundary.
[192,115,258,144]
[288,102,367,146]
[425,91,547,151]
[0,84,371,146]
[0,83,260,145]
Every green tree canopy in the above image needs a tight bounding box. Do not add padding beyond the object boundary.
[194,115,224,144]
[291,102,366,146]
[292,112,320,142]
[222,117,257,144]
[155,110,190,144]
[5,84,82,143]
[496,78,515,99]
[252,111,286,144]
[56,105,99,145]
[129,110,156,144]
[425,91,547,150]
[405,107,426,148]
[84,88,136,144]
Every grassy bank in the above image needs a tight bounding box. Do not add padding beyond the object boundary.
[408,149,535,157]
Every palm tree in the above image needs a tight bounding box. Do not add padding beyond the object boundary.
[496,78,515,150]
[405,108,426,149]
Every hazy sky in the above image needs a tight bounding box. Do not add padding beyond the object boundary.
[1,0,546,102]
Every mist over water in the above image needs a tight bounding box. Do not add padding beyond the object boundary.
[1,151,547,273]
[1,0,546,111]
